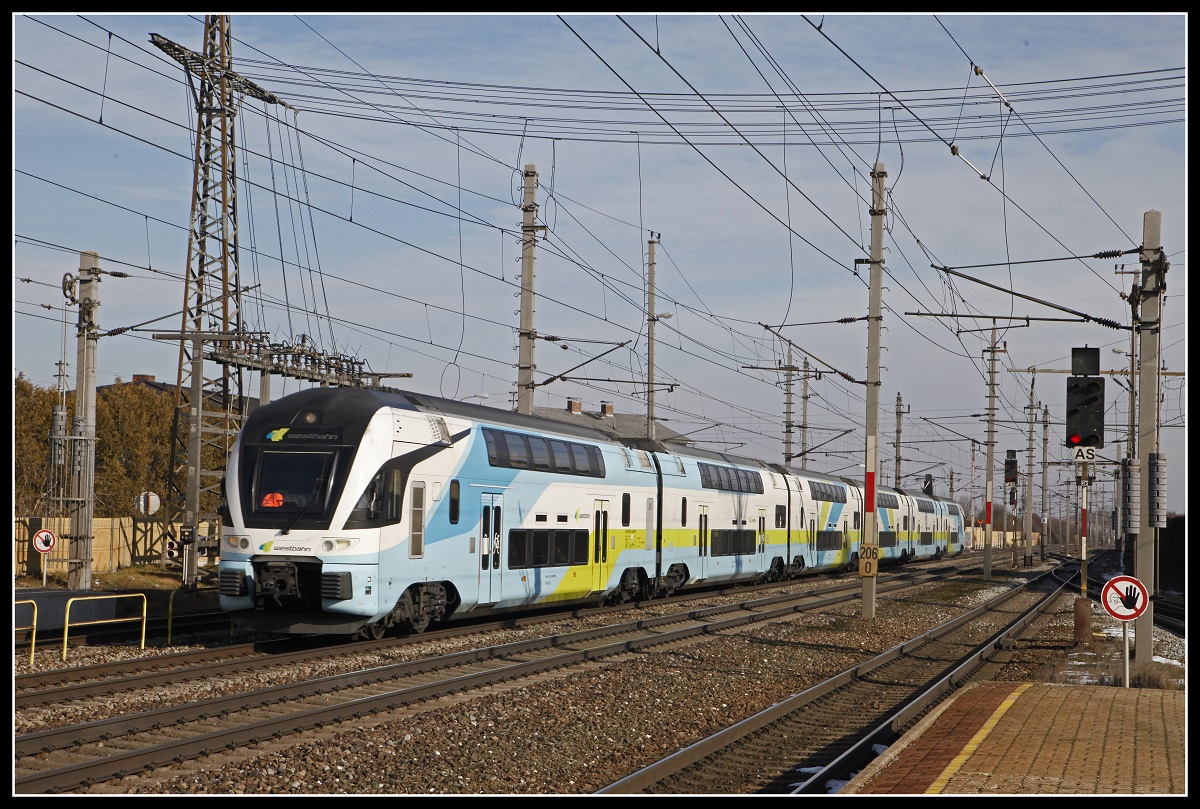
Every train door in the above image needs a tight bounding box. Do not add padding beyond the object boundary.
[697,504,710,581]
[479,493,503,604]
[757,508,767,572]
[592,500,610,594]
[903,502,914,560]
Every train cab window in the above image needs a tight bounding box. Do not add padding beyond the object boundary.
[621,493,631,527]
[410,481,426,557]
[448,479,460,524]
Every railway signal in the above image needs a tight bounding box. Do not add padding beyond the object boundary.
[1003,450,1018,483]
[1065,375,1104,448]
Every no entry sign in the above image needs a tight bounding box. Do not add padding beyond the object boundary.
[33,529,57,554]
[1101,575,1149,622]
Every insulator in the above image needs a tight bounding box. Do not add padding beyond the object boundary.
[1148,453,1167,528]
[1121,458,1140,534]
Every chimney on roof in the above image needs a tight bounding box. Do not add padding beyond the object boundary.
[600,401,614,417]
[566,398,582,414]
[132,374,155,384]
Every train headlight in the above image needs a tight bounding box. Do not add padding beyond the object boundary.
[321,538,359,553]
[224,535,251,550]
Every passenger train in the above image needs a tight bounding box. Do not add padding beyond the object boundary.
[217,386,964,638]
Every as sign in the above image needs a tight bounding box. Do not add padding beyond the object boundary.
[1072,446,1096,462]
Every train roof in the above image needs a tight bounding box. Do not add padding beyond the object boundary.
[251,386,960,503]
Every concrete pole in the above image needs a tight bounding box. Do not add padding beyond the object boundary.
[1024,382,1036,567]
[861,161,886,620]
[1134,210,1163,665]
[983,323,998,580]
[894,393,903,486]
[969,441,976,548]
[516,164,539,415]
[1041,406,1050,560]
[784,342,794,464]
[68,251,100,591]
[647,235,658,441]
[801,357,810,468]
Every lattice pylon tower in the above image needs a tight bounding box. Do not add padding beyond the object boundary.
[152,17,290,578]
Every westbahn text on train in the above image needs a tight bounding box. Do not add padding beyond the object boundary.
[217,387,964,638]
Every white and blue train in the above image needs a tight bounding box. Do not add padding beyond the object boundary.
[217,386,965,638]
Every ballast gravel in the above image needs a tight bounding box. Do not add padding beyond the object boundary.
[17,573,1184,795]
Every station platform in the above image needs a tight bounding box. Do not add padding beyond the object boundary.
[842,682,1186,795]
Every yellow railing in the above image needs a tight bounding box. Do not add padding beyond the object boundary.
[62,594,147,662]
[15,599,37,667]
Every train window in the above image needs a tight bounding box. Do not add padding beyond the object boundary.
[621,493,631,527]
[410,481,426,558]
[504,433,529,468]
[681,497,688,527]
[557,514,568,523]
[903,515,909,531]
[553,530,571,565]
[382,468,403,522]
[637,450,653,469]
[483,429,501,465]
[590,446,606,477]
[571,444,592,476]
[571,530,588,563]
[449,479,460,524]
[481,429,606,479]
[530,529,551,566]
[853,511,860,530]
[775,504,786,529]
[508,529,527,568]
[535,513,548,522]
[674,456,686,475]
[528,436,553,471]
[551,440,574,473]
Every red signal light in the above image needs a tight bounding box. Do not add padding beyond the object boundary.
[1068,434,1082,446]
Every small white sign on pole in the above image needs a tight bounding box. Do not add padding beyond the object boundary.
[32,528,56,588]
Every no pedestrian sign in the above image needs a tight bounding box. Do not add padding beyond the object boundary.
[1101,575,1149,622]
[33,528,56,554]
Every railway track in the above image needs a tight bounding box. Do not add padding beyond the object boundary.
[597,569,1070,794]
[15,565,972,794]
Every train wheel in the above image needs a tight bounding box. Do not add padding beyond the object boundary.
[408,611,431,634]
[358,622,386,641]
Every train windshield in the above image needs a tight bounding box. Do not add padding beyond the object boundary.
[253,450,336,516]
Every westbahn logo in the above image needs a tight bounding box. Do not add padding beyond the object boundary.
[259,541,311,553]
[266,428,290,442]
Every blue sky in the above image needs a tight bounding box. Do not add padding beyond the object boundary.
[13,13,1187,514]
